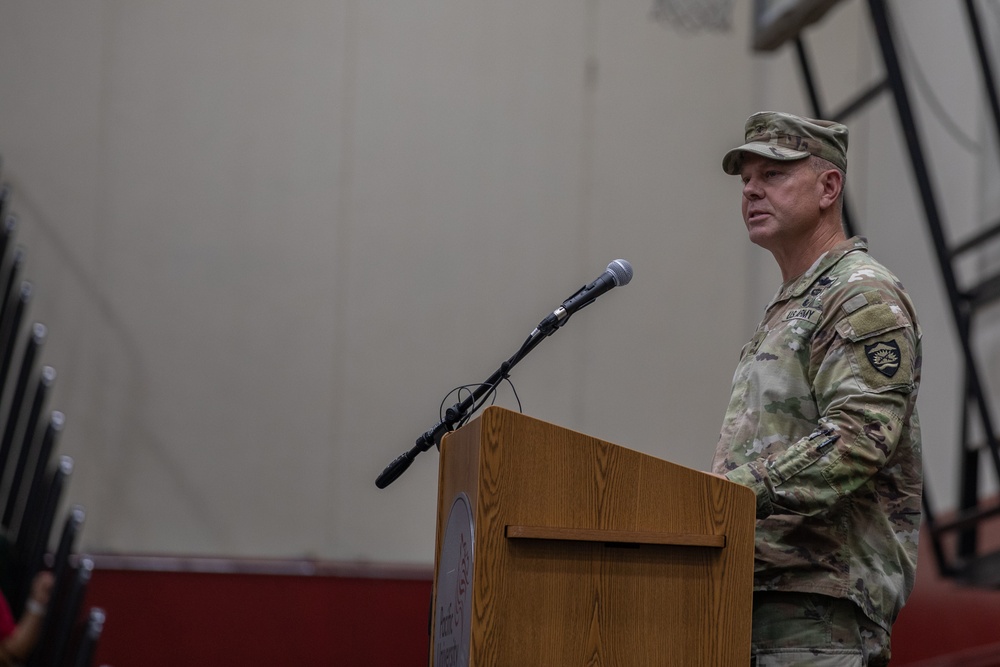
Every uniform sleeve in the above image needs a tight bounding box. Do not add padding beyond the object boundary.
[725,287,918,519]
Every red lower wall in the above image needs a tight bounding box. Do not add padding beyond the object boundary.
[84,564,433,667]
[81,524,1000,667]
[889,523,1000,666]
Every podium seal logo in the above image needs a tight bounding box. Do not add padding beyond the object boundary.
[434,493,474,667]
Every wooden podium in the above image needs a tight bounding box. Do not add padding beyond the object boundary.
[430,407,754,666]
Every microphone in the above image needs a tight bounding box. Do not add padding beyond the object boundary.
[532,259,634,336]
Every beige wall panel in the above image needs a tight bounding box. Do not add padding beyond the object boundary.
[0,0,980,563]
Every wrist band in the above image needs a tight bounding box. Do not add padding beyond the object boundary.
[25,599,46,616]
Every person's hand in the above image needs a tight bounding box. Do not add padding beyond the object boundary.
[26,571,54,613]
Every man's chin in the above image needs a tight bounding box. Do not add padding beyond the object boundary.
[746,226,776,249]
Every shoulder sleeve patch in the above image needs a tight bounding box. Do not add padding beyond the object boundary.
[835,300,915,392]
[836,301,908,341]
[856,333,913,390]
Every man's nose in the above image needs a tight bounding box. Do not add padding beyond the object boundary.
[743,178,762,199]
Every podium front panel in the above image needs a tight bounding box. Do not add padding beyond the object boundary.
[431,407,754,666]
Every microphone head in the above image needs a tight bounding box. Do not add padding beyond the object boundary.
[606,259,634,286]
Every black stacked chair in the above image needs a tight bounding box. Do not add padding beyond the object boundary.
[9,455,72,616]
[0,183,10,219]
[18,411,65,540]
[28,554,93,667]
[71,607,106,667]
[0,211,15,305]
[49,505,85,592]
[0,410,65,596]
[0,272,29,400]
[0,202,25,399]
[0,322,46,482]
[0,171,106,665]
[28,506,91,667]
[2,365,56,531]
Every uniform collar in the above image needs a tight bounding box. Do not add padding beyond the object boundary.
[767,236,869,309]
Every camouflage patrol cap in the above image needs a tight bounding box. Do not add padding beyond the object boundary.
[722,111,848,175]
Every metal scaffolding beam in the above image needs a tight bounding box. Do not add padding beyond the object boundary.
[781,0,1000,587]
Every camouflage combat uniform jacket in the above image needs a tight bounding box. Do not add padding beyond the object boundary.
[712,236,922,632]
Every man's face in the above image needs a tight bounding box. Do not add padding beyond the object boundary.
[739,153,824,252]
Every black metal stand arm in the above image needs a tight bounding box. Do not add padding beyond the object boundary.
[374,327,550,489]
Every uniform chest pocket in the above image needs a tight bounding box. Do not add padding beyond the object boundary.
[835,302,915,392]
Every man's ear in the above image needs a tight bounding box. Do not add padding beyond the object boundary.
[818,169,843,211]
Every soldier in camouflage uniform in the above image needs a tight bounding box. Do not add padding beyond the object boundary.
[712,112,922,666]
